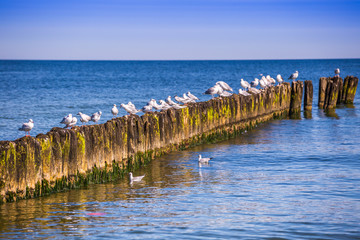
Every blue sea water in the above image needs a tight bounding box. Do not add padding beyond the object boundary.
[0,59,360,239]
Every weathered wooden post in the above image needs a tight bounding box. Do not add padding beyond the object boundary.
[318,77,342,109]
[290,81,304,119]
[304,80,313,111]
[303,80,313,119]
[318,77,327,109]
[341,76,358,104]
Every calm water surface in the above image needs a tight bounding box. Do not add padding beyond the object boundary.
[0,60,360,239]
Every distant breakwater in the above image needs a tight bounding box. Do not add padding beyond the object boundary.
[0,81,303,203]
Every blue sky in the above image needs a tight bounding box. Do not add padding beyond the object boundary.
[0,0,359,60]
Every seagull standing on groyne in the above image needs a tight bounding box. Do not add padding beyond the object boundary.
[288,71,299,82]
[276,74,284,85]
[111,104,119,118]
[91,111,102,123]
[335,68,340,77]
[60,114,73,126]
[77,112,91,124]
[18,119,34,137]
[240,79,250,91]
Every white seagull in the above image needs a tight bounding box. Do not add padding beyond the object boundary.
[335,68,340,77]
[288,71,299,82]
[204,84,223,98]
[216,81,233,92]
[129,172,145,182]
[91,111,102,123]
[60,114,73,126]
[251,78,259,88]
[121,103,141,115]
[111,104,119,118]
[239,89,251,96]
[187,92,199,101]
[198,154,213,163]
[65,116,77,128]
[18,119,34,137]
[77,112,91,124]
[240,79,250,91]
[166,96,187,109]
[276,74,284,85]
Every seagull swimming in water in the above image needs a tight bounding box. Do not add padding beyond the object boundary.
[129,172,145,182]
[335,68,340,77]
[77,112,91,124]
[288,71,299,82]
[111,104,119,118]
[198,154,213,163]
[18,119,34,137]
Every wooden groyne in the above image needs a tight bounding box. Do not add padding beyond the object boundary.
[1,82,302,203]
[318,76,358,109]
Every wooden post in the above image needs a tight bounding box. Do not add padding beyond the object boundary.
[342,76,358,104]
[304,80,313,111]
[290,81,304,119]
[318,77,327,109]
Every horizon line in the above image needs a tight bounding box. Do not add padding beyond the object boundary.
[0,57,359,61]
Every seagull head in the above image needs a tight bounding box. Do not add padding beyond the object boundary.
[113,104,116,107]
[29,119,34,123]
[98,111,102,115]
[77,112,82,115]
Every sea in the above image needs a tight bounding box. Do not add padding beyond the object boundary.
[0,59,360,239]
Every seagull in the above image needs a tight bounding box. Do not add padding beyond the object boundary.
[111,104,119,118]
[219,90,233,97]
[60,114,73,126]
[335,68,340,77]
[77,112,91,124]
[240,79,250,91]
[141,103,153,113]
[18,119,34,137]
[198,154,213,163]
[183,93,196,103]
[150,99,164,110]
[216,81,233,92]
[65,116,77,128]
[259,79,267,89]
[251,78,259,88]
[174,95,192,104]
[187,92,199,101]
[121,102,141,115]
[248,87,261,94]
[288,71,299,82]
[91,111,102,123]
[276,74,284,85]
[239,89,251,96]
[129,172,145,182]
[166,96,186,109]
[159,100,172,110]
[204,84,223,98]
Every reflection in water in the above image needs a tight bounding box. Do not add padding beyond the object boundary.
[1,108,360,239]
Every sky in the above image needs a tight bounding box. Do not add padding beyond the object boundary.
[0,0,359,60]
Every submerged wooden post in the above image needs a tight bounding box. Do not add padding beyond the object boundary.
[304,80,313,111]
[342,76,358,104]
[290,81,304,119]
